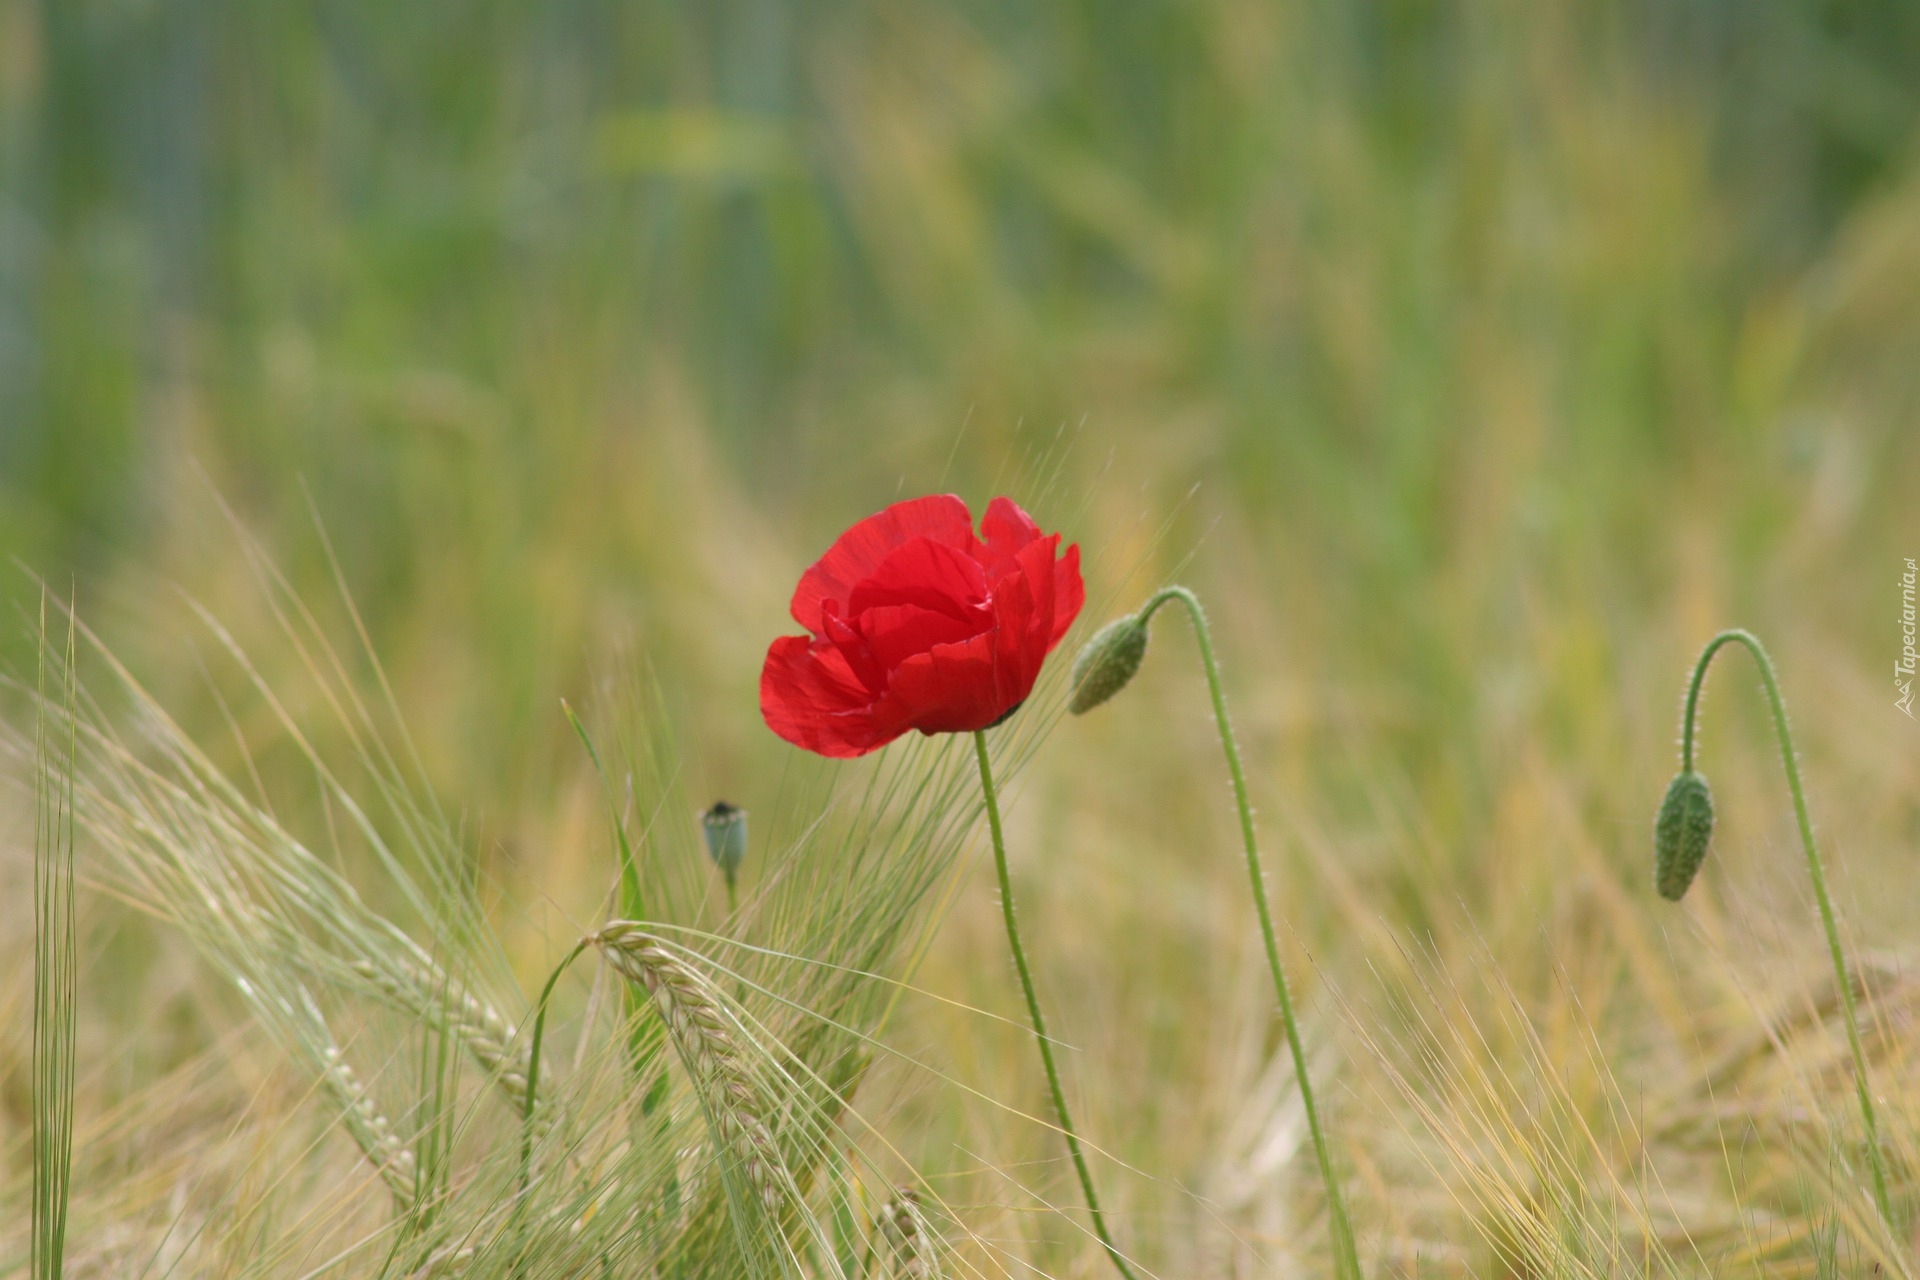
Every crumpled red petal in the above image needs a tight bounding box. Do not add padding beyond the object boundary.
[976,496,1041,579]
[760,635,899,757]
[857,603,986,672]
[821,604,887,695]
[1051,544,1084,646]
[790,494,976,632]
[1034,540,1082,647]
[887,630,1005,735]
[987,558,1039,705]
[846,535,989,621]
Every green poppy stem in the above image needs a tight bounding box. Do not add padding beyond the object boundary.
[1137,586,1359,1280]
[1680,629,1893,1228]
[970,730,1138,1280]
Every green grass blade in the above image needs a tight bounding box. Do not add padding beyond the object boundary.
[31,596,78,1280]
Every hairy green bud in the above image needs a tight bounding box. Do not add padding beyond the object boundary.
[701,800,748,889]
[1654,771,1714,901]
[1067,615,1150,715]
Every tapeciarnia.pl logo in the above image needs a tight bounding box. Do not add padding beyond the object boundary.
[1899,558,1917,718]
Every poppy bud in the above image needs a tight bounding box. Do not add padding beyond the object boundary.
[701,801,747,890]
[1067,615,1150,715]
[1654,771,1714,901]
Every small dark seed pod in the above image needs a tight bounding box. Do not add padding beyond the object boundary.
[1654,771,1714,901]
[1068,616,1150,715]
[702,800,748,889]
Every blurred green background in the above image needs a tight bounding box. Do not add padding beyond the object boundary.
[4,0,1919,883]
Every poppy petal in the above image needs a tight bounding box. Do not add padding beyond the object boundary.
[987,561,1040,701]
[822,604,888,694]
[857,603,988,671]
[760,635,902,758]
[1043,541,1084,646]
[790,494,977,633]
[845,535,990,622]
[888,631,1005,734]
[977,496,1042,578]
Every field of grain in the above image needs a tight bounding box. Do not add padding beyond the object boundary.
[4,3,1920,1275]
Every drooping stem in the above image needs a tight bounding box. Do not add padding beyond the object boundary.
[1138,586,1360,1279]
[970,731,1138,1280]
[1681,628,1893,1228]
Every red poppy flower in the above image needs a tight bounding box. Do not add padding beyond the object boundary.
[761,494,1085,758]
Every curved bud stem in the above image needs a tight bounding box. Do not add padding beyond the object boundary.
[970,731,1139,1280]
[1680,628,1893,1229]
[1136,587,1360,1279]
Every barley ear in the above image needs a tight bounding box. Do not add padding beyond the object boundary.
[595,923,787,1215]
[320,1044,418,1205]
[349,956,529,1107]
[880,1187,934,1278]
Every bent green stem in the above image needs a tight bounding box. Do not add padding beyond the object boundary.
[1681,628,1893,1229]
[519,938,591,1202]
[1137,587,1359,1280]
[970,731,1138,1280]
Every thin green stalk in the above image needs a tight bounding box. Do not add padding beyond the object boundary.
[519,938,591,1202]
[561,702,668,1113]
[1138,587,1359,1279]
[1680,628,1893,1228]
[33,598,78,1280]
[970,731,1138,1280]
